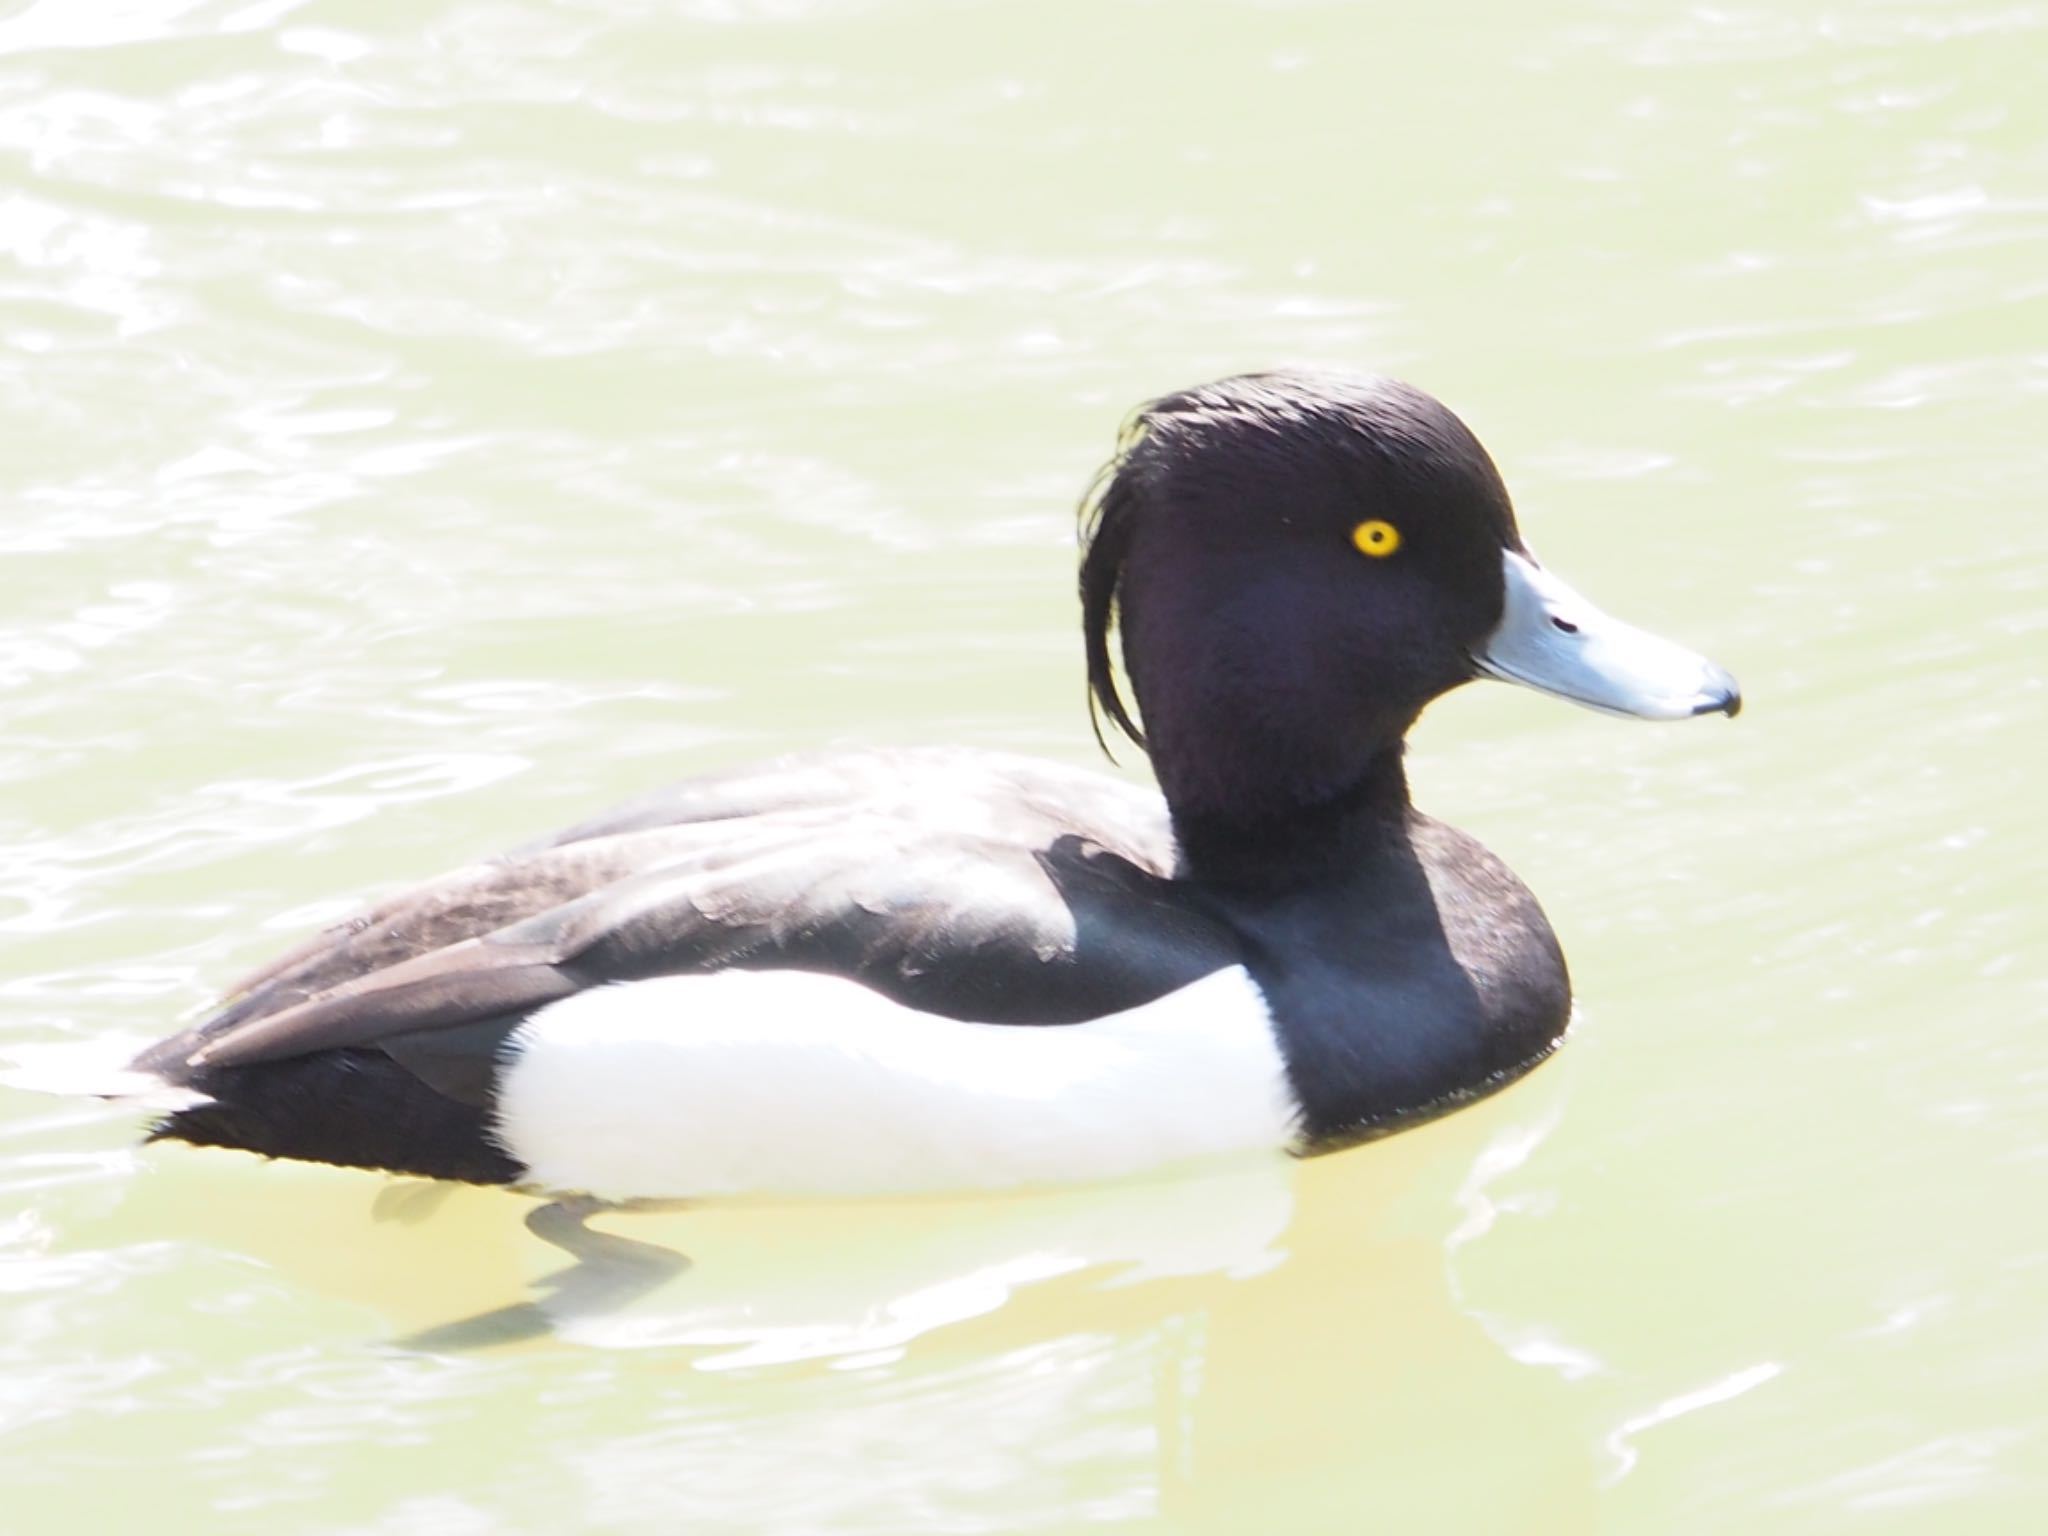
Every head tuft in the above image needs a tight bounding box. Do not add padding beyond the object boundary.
[1078,371,1515,762]
[1078,402,1155,756]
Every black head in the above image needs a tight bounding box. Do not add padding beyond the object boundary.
[1080,371,1523,828]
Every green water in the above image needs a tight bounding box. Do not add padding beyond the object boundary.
[2,0,2043,1529]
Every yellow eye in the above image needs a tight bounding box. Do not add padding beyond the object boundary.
[1352,519,1402,558]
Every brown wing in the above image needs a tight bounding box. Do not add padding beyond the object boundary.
[132,748,1215,1082]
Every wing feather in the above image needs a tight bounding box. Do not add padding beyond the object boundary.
[135,750,1224,1093]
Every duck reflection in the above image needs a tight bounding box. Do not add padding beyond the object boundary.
[380,1077,1601,1529]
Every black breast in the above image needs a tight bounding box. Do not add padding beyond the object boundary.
[1211,812,1570,1149]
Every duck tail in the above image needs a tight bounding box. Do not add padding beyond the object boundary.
[0,1038,214,1112]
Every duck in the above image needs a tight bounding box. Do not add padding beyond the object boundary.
[110,371,1738,1201]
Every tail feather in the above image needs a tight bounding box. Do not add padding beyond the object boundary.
[6,1037,520,1186]
[0,1040,215,1113]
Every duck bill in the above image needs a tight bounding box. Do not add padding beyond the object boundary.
[1473,550,1741,720]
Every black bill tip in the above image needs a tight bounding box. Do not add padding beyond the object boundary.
[1693,666,1742,719]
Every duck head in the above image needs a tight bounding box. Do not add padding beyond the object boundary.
[1080,371,1738,832]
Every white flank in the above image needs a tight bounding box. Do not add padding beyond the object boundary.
[493,966,1298,1200]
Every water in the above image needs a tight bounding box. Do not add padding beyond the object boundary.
[2,0,2043,1529]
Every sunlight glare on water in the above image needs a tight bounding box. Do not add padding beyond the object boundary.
[1,0,2044,1530]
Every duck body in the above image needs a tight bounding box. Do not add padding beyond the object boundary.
[142,747,1566,1197]
[119,372,1736,1199]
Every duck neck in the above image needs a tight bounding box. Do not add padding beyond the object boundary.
[1168,746,1415,891]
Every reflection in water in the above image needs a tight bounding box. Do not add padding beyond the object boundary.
[57,1088,1601,1529]
[349,1097,1603,1530]
[526,1156,1294,1364]
[397,1196,695,1353]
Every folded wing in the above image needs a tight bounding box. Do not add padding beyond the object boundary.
[133,750,1236,1107]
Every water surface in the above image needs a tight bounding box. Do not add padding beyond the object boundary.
[2,1,2043,1530]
